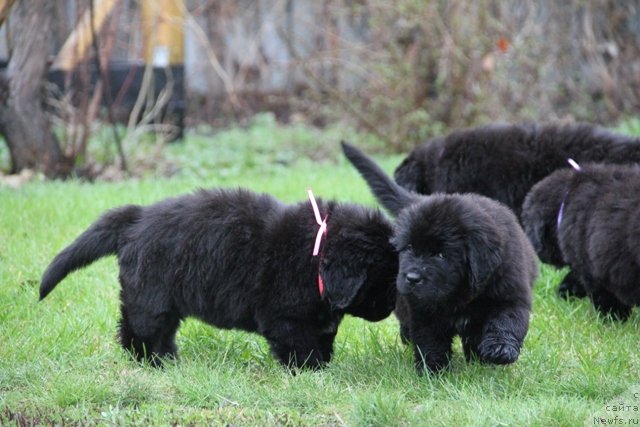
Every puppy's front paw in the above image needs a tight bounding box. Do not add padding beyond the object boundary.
[477,338,520,365]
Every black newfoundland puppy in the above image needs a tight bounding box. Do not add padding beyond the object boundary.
[394,123,640,218]
[40,187,398,368]
[342,142,538,372]
[522,162,640,320]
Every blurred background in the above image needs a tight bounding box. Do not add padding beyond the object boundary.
[0,0,639,179]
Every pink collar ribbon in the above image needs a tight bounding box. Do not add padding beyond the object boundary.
[308,189,327,296]
[308,189,328,256]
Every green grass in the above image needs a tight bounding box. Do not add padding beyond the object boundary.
[2,117,640,426]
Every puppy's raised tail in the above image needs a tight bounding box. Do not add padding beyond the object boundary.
[39,205,142,300]
[341,141,417,216]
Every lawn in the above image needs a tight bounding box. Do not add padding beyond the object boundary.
[1,117,639,426]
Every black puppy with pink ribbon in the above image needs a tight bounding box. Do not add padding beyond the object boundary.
[40,187,398,369]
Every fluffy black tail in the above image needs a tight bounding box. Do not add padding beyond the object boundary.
[341,141,417,216]
[40,205,142,300]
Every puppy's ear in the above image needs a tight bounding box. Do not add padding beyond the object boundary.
[319,224,374,310]
[319,260,365,310]
[466,228,502,290]
[522,186,567,265]
[393,155,421,193]
[521,195,545,254]
[522,214,544,255]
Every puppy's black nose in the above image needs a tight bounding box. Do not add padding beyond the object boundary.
[405,272,422,286]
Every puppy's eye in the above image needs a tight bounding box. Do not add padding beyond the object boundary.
[435,252,444,259]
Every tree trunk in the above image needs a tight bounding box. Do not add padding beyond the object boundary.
[0,0,71,178]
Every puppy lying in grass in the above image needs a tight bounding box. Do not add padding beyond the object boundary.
[342,142,538,372]
[522,162,640,320]
[40,187,398,369]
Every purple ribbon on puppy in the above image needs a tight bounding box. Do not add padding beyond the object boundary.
[557,158,582,231]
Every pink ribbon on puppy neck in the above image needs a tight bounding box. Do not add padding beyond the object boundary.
[308,189,328,256]
[308,189,327,297]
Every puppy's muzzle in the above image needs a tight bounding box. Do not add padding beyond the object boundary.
[405,271,423,288]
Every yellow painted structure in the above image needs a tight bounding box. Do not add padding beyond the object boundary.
[0,0,16,25]
[51,0,120,71]
[141,0,184,66]
[51,0,184,71]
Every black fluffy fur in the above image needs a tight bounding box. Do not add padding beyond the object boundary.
[394,123,640,218]
[342,142,538,372]
[522,163,640,320]
[40,188,398,368]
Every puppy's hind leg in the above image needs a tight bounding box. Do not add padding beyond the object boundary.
[118,296,181,367]
[590,288,632,321]
[263,320,332,370]
[557,270,588,300]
